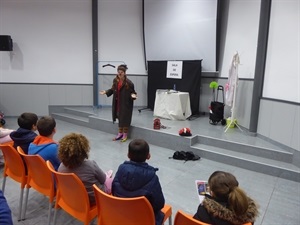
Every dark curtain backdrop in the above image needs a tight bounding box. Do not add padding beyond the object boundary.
[147,60,202,115]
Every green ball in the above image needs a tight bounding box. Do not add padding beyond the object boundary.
[209,81,218,89]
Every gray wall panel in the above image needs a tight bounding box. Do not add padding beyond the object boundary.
[81,86,93,106]
[65,86,84,105]
[258,100,300,151]
[49,86,67,105]
[1,84,45,115]
[291,106,300,151]
[29,85,50,115]
[234,81,253,128]
[0,84,93,116]
[269,102,294,148]
[257,100,272,137]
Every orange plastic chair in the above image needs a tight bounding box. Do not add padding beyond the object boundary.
[46,160,97,225]
[174,210,211,225]
[93,184,172,225]
[174,210,252,225]
[17,146,56,224]
[0,144,27,221]
[0,140,14,146]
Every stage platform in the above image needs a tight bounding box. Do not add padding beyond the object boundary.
[49,105,299,182]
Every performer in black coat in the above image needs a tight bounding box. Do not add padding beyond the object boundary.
[100,64,137,142]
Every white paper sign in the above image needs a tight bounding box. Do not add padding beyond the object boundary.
[166,61,183,79]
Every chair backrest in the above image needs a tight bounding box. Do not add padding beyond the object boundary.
[174,210,252,225]
[174,210,210,225]
[0,144,26,186]
[17,146,55,202]
[46,160,93,223]
[93,184,156,225]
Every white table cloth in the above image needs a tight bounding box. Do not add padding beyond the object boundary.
[153,89,192,120]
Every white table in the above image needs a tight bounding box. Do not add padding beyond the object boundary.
[153,89,192,120]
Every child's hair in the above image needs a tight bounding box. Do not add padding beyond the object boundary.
[58,133,90,169]
[128,139,149,162]
[208,171,249,216]
[37,116,56,137]
[17,112,38,130]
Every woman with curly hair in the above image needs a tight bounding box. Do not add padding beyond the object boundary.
[57,133,113,206]
[193,171,259,225]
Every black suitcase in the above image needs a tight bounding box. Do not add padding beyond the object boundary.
[209,85,226,125]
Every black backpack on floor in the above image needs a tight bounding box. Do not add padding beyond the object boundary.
[171,151,200,161]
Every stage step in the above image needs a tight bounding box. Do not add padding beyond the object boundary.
[194,135,293,163]
[191,141,300,182]
[50,106,300,182]
[51,112,89,126]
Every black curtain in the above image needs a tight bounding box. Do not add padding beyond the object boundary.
[147,60,202,115]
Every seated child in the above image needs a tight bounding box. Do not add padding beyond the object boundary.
[193,171,259,225]
[57,133,113,206]
[10,112,38,154]
[28,116,60,170]
[112,139,165,225]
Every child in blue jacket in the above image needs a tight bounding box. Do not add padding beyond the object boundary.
[112,139,165,225]
[28,116,60,170]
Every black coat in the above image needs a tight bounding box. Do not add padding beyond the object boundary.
[106,76,136,127]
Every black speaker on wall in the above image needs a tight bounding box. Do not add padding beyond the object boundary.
[0,35,13,51]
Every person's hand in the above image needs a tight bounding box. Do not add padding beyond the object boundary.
[131,93,137,99]
[99,90,106,95]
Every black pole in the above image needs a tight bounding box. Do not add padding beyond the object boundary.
[142,0,147,71]
[92,0,98,107]
[249,0,272,134]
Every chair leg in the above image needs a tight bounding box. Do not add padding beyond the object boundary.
[53,208,58,225]
[21,187,30,220]
[17,188,24,221]
[47,201,52,225]
[1,176,6,193]
[168,216,172,225]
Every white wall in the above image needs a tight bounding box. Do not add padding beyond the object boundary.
[220,0,260,79]
[263,0,300,103]
[0,0,93,84]
[144,0,218,72]
[98,0,146,75]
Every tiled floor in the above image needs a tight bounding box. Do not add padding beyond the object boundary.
[1,110,300,225]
